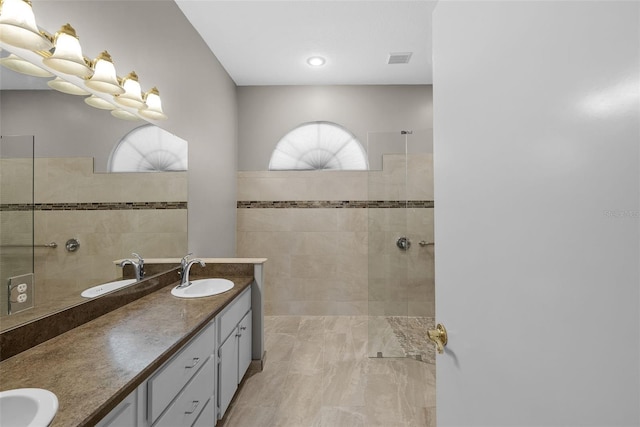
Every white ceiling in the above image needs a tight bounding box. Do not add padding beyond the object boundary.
[176,0,437,86]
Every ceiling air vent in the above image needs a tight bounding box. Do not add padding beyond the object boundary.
[388,52,412,65]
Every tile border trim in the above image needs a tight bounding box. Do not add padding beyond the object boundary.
[0,201,188,212]
[237,200,434,209]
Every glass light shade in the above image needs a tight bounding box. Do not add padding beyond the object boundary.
[0,53,52,77]
[113,71,146,109]
[85,51,124,95]
[139,87,167,120]
[42,24,93,77]
[0,0,52,51]
[85,95,116,110]
[111,108,140,121]
[47,76,89,95]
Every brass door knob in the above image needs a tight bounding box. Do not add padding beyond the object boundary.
[427,323,448,354]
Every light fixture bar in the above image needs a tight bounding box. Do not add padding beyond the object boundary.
[0,3,167,119]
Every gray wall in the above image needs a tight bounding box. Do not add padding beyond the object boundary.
[0,90,139,170]
[237,85,432,171]
[1,1,238,256]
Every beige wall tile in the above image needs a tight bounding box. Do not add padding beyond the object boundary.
[120,231,187,258]
[337,209,368,232]
[30,158,187,204]
[236,152,434,317]
[136,210,188,233]
[238,171,367,201]
[1,158,33,204]
[407,153,434,200]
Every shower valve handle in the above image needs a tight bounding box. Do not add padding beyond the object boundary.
[396,237,411,250]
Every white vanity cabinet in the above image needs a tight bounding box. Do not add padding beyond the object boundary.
[238,310,252,380]
[95,280,260,427]
[95,388,139,427]
[99,320,218,427]
[217,287,252,418]
[148,321,216,426]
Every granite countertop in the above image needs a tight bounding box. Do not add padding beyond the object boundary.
[0,276,253,427]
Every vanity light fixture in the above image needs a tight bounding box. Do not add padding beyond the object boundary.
[47,76,90,95]
[0,2,167,119]
[307,56,326,67]
[0,0,52,51]
[42,23,93,77]
[85,51,124,95]
[84,94,116,110]
[113,71,146,109]
[111,108,140,121]
[0,52,52,77]
[138,87,167,120]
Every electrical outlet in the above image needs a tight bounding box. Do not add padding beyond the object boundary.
[7,273,34,314]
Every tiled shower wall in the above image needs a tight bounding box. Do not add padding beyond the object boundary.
[0,157,187,310]
[236,153,434,317]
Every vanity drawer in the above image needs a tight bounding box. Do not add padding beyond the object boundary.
[153,356,215,427]
[219,287,251,342]
[148,322,215,424]
[192,397,216,427]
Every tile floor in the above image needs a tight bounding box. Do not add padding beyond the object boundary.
[220,316,436,427]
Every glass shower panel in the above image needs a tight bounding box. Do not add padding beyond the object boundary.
[367,130,409,358]
[0,135,35,317]
[367,129,435,363]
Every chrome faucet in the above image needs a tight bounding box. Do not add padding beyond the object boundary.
[178,252,193,281]
[180,253,193,273]
[119,252,145,281]
[178,258,205,288]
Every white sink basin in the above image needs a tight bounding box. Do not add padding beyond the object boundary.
[171,278,234,298]
[81,278,137,298]
[0,388,58,427]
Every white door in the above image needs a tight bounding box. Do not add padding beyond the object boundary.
[433,1,639,426]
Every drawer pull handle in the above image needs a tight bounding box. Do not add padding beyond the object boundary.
[236,333,242,338]
[185,357,200,369]
[240,326,247,331]
[185,400,199,414]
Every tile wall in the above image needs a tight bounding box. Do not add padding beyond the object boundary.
[236,154,434,317]
[0,157,187,315]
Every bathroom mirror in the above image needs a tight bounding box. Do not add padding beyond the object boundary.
[0,67,188,332]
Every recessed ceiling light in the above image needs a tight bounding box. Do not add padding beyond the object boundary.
[307,56,326,67]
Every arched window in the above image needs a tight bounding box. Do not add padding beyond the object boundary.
[108,125,188,172]
[269,121,368,170]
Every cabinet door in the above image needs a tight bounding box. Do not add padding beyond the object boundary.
[218,332,238,418]
[238,310,252,383]
[95,389,137,427]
